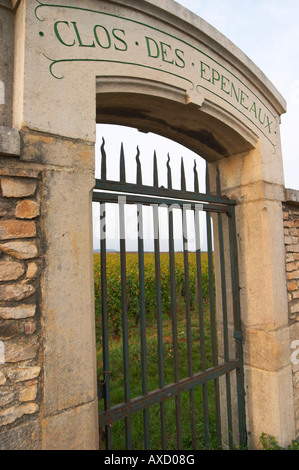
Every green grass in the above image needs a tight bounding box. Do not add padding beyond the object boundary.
[95,251,220,450]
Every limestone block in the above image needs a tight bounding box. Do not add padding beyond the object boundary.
[0,259,24,281]
[0,241,38,259]
[244,365,295,449]
[0,402,39,427]
[0,304,36,319]
[1,178,36,198]
[0,420,41,450]
[18,381,38,402]
[6,366,40,383]
[4,335,38,363]
[0,320,21,340]
[0,220,36,240]
[43,400,98,450]
[0,390,15,408]
[15,200,40,219]
[26,262,38,279]
[0,128,20,157]
[42,169,97,415]
[0,371,6,385]
[0,283,35,301]
[243,326,292,372]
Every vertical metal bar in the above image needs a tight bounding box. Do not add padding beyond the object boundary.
[169,207,182,450]
[216,166,233,449]
[181,159,196,449]
[136,150,150,450]
[182,204,197,450]
[153,153,167,449]
[137,202,150,449]
[119,145,132,450]
[100,201,112,449]
[206,212,222,447]
[167,155,182,449]
[194,204,210,449]
[206,165,222,447]
[228,205,247,449]
[217,210,233,449]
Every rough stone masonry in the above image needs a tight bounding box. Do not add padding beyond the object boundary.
[0,165,41,448]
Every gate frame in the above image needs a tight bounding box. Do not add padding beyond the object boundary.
[93,140,247,450]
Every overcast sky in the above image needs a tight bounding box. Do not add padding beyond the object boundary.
[173,0,299,190]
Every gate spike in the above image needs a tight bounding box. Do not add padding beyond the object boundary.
[216,165,221,196]
[181,157,186,191]
[167,154,172,189]
[193,159,199,193]
[120,143,126,183]
[153,151,159,188]
[205,164,210,194]
[136,146,142,185]
[101,137,107,181]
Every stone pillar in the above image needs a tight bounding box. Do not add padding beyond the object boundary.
[209,137,296,449]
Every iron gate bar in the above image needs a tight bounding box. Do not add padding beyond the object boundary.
[98,360,241,427]
[137,201,150,449]
[217,210,234,448]
[206,212,222,446]
[99,202,112,449]
[216,169,234,448]
[153,153,167,449]
[93,191,231,215]
[194,205,210,449]
[182,196,197,449]
[153,202,167,449]
[167,172,183,450]
[119,196,133,449]
[228,205,247,449]
[94,179,235,206]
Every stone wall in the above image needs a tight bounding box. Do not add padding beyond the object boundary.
[283,188,299,439]
[0,166,42,449]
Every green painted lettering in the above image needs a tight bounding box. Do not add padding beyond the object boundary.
[112,29,128,51]
[94,25,111,49]
[249,102,257,119]
[221,75,230,94]
[230,83,240,103]
[54,21,75,47]
[212,69,220,85]
[258,108,265,125]
[71,22,95,48]
[145,36,160,58]
[265,116,273,133]
[200,61,211,82]
[175,48,185,68]
[160,42,174,64]
[240,90,249,109]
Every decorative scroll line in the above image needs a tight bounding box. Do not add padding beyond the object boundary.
[43,54,195,90]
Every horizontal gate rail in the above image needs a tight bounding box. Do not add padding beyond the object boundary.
[93,191,231,215]
[94,179,235,206]
[98,360,241,427]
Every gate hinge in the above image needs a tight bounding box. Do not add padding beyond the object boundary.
[234,331,243,342]
[97,370,110,400]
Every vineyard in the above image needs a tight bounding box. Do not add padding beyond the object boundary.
[94,252,211,335]
[94,252,218,450]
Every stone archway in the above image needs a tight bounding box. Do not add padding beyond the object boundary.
[0,0,295,450]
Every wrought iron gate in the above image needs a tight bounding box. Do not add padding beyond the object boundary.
[93,138,247,450]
